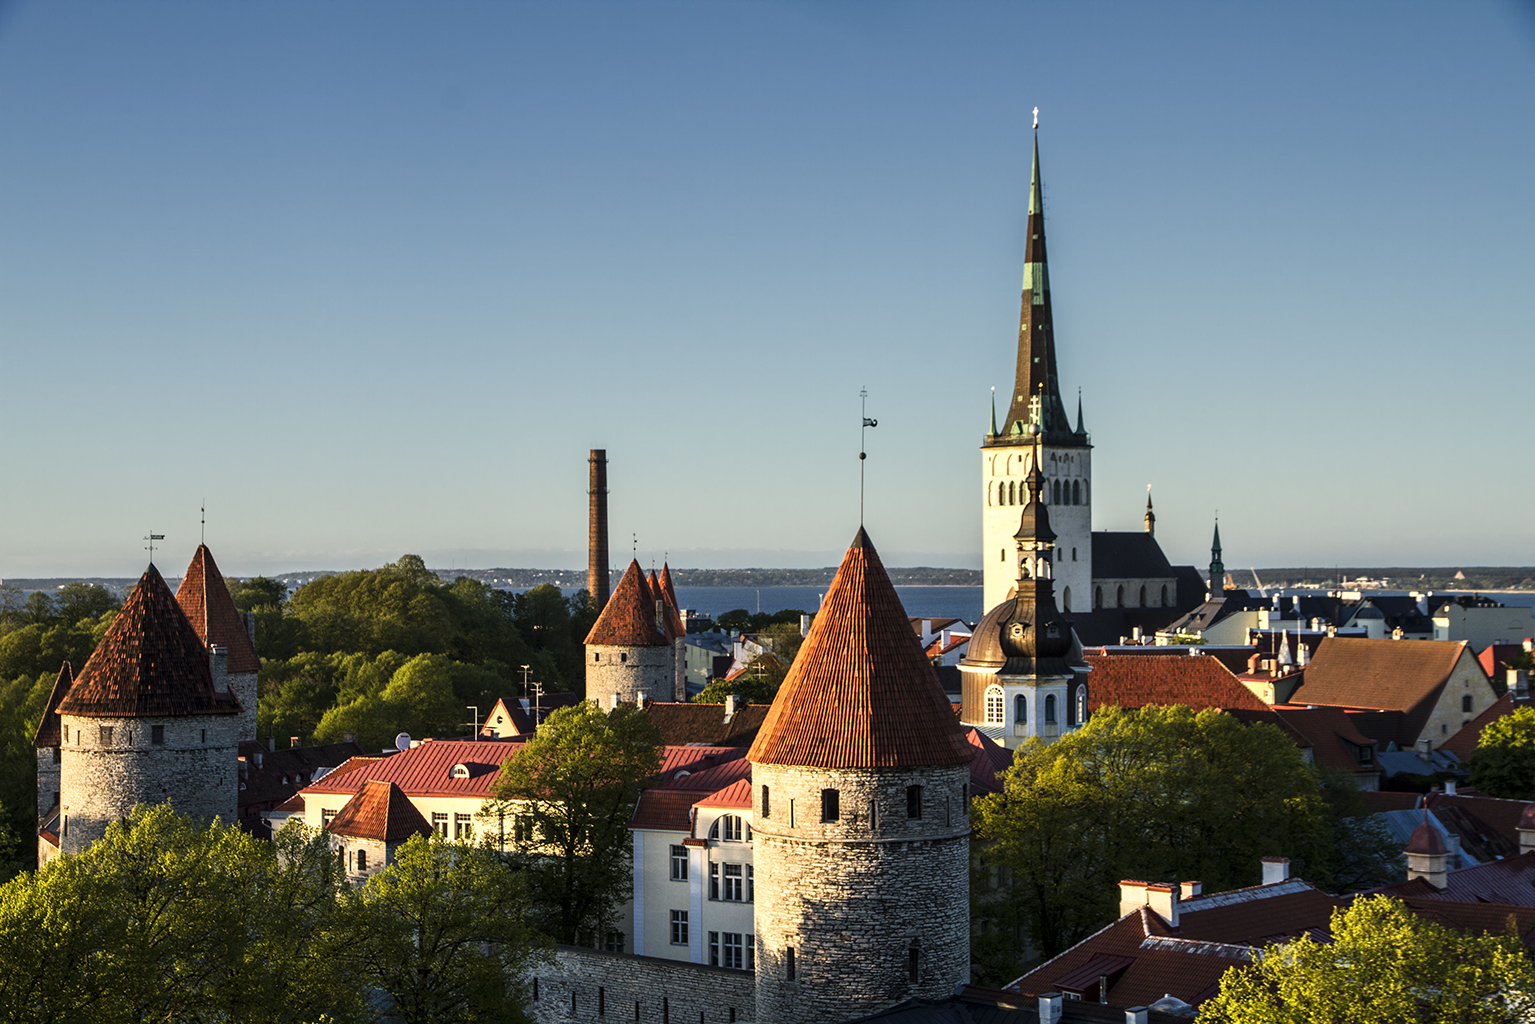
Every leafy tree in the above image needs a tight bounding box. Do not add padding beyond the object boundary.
[227,575,288,614]
[1313,766,1404,893]
[1200,895,1535,1023]
[972,705,1332,962]
[0,805,359,1024]
[1468,705,1535,799]
[51,584,118,626]
[335,833,549,1024]
[694,674,780,705]
[487,701,663,944]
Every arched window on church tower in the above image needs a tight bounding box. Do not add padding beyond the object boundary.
[1094,586,1103,609]
[1008,481,1015,505]
[1052,480,1061,504]
[1160,584,1168,607]
[985,686,1004,725]
[1139,585,1146,608]
[1073,480,1081,505]
[1116,585,1124,608]
[1014,694,1026,725]
[1062,586,1071,611]
[1045,694,1057,724]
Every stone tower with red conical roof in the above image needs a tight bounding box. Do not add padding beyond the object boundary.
[748,528,974,1024]
[52,564,242,858]
[176,544,261,742]
[658,563,687,699]
[584,560,682,704]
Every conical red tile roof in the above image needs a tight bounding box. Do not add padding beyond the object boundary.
[658,564,686,638]
[585,560,669,646]
[57,565,239,719]
[31,662,73,748]
[748,529,973,769]
[175,545,261,674]
[326,779,433,842]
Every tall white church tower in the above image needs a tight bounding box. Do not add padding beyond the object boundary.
[982,127,1092,614]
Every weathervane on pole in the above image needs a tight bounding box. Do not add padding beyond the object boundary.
[144,531,165,564]
[200,502,206,545]
[859,387,878,525]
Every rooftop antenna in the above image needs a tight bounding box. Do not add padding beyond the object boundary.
[200,502,206,545]
[144,531,165,564]
[859,387,878,525]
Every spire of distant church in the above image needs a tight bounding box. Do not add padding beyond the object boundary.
[989,387,999,438]
[1144,487,1155,536]
[1075,387,1085,434]
[1209,518,1225,596]
[1004,122,1076,442]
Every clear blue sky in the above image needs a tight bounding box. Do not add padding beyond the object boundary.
[2,1,1531,578]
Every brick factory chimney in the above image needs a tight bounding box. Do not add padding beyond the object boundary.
[588,449,610,610]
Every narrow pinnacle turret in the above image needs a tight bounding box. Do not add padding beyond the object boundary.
[1209,521,1225,595]
[1003,130,1078,442]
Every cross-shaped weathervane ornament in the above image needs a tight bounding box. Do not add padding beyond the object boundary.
[144,531,165,562]
[1027,391,1042,431]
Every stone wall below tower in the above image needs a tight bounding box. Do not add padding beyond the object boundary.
[586,645,673,705]
[57,711,239,855]
[227,670,259,742]
[530,946,755,1024]
[751,762,971,1024]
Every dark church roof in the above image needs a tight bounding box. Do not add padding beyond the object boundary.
[57,565,240,719]
[748,529,973,770]
[1091,532,1175,580]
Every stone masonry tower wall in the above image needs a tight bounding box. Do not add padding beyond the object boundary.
[57,710,239,854]
[752,762,971,1024]
[586,644,673,705]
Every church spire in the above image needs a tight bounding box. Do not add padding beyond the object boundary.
[1144,487,1155,535]
[1209,519,1225,596]
[1003,127,1075,442]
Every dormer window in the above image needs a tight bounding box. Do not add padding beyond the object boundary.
[451,764,471,779]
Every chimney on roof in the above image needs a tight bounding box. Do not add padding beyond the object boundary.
[1247,653,1260,675]
[253,749,263,769]
[1125,1009,1149,1024]
[1118,880,1149,918]
[610,692,622,712]
[1261,857,1290,885]
[242,611,256,646]
[290,736,300,749]
[724,694,743,722]
[1037,994,1063,1024]
[1416,738,1432,762]
[208,644,229,695]
[1145,883,1179,927]
[1525,638,1534,653]
[1393,626,1404,640]
[636,690,648,708]
[1444,779,1457,796]
[1180,880,1202,900]
[1297,643,1310,668]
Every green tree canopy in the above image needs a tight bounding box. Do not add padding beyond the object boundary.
[1200,895,1535,1023]
[973,705,1333,963]
[487,701,663,944]
[1469,705,1535,799]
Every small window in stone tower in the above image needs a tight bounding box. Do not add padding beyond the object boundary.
[356,848,367,871]
[152,725,165,745]
[906,785,923,819]
[821,788,839,822]
[908,941,920,983]
[786,946,796,980]
[761,785,770,818]
[99,726,113,746]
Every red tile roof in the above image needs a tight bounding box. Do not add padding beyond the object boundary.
[696,778,753,810]
[31,662,73,748]
[1084,653,1270,713]
[585,560,669,647]
[174,545,261,674]
[1442,692,1517,760]
[1478,643,1530,680]
[964,727,1015,795]
[57,565,240,719]
[1376,851,1535,907]
[327,779,433,842]
[302,740,524,801]
[1226,705,1379,779]
[748,529,974,770]
[1289,637,1470,741]
[630,789,700,831]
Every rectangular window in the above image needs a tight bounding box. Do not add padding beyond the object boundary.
[62,724,68,744]
[670,910,688,946]
[322,808,338,827]
[821,788,839,822]
[722,815,742,842]
[786,946,795,980]
[356,848,367,871]
[604,931,625,953]
[431,813,448,837]
[670,845,688,881]
[514,815,534,844]
[454,813,473,839]
[761,785,770,818]
[151,725,165,745]
[709,861,719,901]
[723,933,745,970]
[99,726,113,746]
[723,863,743,901]
[907,785,923,819]
[708,932,719,967]
[747,864,754,902]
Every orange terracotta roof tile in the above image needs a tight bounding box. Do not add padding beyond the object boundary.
[57,565,240,719]
[695,777,753,810]
[630,790,700,831]
[585,560,669,647]
[174,545,261,674]
[326,779,433,842]
[658,564,685,638]
[1085,653,1270,713]
[31,662,73,748]
[748,528,973,769]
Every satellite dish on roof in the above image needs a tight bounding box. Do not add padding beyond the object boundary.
[394,732,412,752]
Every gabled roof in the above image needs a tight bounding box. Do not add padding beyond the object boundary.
[585,560,669,647]
[57,565,239,719]
[696,778,753,810]
[1478,644,1529,680]
[1084,653,1270,713]
[326,780,433,842]
[174,545,261,674]
[1375,851,1535,907]
[1289,638,1472,742]
[1091,532,1175,581]
[31,662,73,748]
[1442,692,1518,760]
[748,528,973,770]
[643,702,771,748]
[1227,705,1380,777]
[964,727,1014,796]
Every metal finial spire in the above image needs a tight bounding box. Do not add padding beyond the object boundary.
[200,502,206,545]
[144,531,165,564]
[1033,106,1039,130]
[859,387,878,525]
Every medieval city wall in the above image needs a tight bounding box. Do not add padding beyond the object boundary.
[531,946,755,1024]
